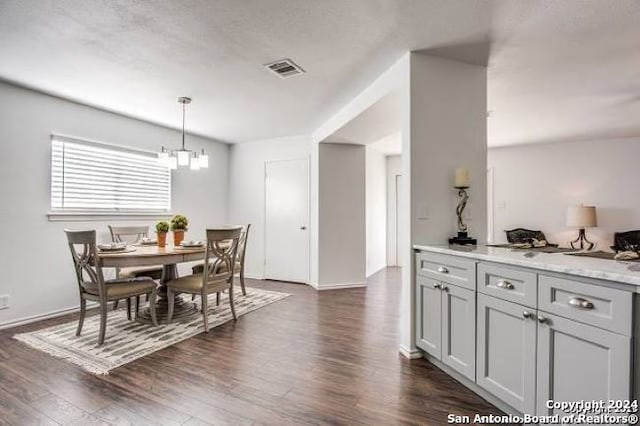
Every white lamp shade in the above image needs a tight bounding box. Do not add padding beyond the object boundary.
[158,151,169,165]
[454,167,470,188]
[168,156,178,170]
[566,205,597,228]
[199,153,209,168]
[177,150,190,166]
[190,155,201,170]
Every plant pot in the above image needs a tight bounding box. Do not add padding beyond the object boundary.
[173,230,185,246]
[157,232,167,248]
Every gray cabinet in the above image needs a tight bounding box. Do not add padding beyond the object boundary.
[476,293,537,414]
[536,312,631,416]
[416,276,442,358]
[442,283,476,380]
[416,275,476,380]
[415,250,636,417]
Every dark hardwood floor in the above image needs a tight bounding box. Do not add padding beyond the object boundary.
[0,268,500,425]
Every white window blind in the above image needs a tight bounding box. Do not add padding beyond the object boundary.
[51,136,171,213]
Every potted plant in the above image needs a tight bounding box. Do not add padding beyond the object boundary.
[156,221,170,247]
[170,214,188,246]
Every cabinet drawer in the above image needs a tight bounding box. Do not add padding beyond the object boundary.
[477,262,537,308]
[538,275,632,336]
[415,252,476,290]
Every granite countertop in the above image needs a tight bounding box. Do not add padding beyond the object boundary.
[413,244,640,288]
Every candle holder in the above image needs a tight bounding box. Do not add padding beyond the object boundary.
[449,184,477,246]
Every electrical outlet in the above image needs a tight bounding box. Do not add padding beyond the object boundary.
[0,294,9,310]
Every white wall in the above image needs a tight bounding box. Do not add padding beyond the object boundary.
[399,53,487,356]
[386,155,402,266]
[0,82,229,327]
[488,137,640,249]
[365,147,387,277]
[227,135,311,279]
[316,143,366,288]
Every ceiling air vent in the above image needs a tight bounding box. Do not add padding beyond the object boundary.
[264,59,305,79]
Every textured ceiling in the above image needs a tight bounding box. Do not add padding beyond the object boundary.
[0,0,639,145]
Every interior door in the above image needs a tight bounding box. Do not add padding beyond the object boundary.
[265,158,309,283]
[394,174,403,267]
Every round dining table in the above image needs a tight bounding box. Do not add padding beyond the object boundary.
[99,244,206,323]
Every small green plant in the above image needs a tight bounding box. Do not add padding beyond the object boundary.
[156,221,170,233]
[170,214,188,231]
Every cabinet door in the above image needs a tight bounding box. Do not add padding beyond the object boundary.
[416,276,442,358]
[441,284,476,380]
[477,294,537,414]
[536,312,631,416]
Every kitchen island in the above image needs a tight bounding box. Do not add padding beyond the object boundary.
[414,244,640,417]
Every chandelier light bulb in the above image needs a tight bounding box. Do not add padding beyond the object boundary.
[177,150,190,166]
[190,153,201,170]
[199,150,209,168]
[158,149,169,166]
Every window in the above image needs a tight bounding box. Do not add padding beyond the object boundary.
[50,135,171,214]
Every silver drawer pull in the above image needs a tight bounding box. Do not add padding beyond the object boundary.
[523,311,532,319]
[437,266,449,274]
[442,286,449,292]
[568,297,595,310]
[433,282,441,289]
[496,280,515,290]
[537,315,548,324]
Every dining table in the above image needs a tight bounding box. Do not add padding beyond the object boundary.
[99,244,206,324]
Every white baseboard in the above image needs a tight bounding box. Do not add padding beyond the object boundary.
[310,282,366,291]
[244,273,264,280]
[0,301,100,331]
[366,264,388,278]
[399,345,423,359]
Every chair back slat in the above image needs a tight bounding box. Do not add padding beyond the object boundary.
[108,225,150,244]
[203,227,243,286]
[65,230,105,297]
[238,224,251,265]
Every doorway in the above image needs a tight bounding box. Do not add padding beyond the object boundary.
[264,158,309,283]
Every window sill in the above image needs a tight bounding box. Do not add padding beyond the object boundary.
[47,211,173,222]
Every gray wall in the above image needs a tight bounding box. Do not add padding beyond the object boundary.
[0,81,229,327]
[317,143,366,287]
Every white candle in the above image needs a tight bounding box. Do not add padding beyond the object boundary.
[454,167,470,188]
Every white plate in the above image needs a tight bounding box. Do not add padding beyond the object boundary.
[179,241,204,248]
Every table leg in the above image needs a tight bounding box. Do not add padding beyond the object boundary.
[137,264,199,324]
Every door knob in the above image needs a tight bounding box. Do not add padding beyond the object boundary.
[300,226,307,230]
[537,315,548,324]
[523,311,532,319]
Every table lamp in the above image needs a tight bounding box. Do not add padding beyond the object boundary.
[567,205,597,250]
[449,167,476,245]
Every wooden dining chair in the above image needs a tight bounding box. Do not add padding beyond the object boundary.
[167,227,243,331]
[65,230,158,345]
[192,224,250,305]
[108,225,163,315]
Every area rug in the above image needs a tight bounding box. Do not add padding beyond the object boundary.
[13,288,290,375]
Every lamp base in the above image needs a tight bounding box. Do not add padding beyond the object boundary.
[569,228,595,251]
[449,232,477,246]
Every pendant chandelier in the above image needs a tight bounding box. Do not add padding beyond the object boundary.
[158,97,209,170]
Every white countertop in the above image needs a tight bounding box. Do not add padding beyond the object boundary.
[413,244,640,288]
